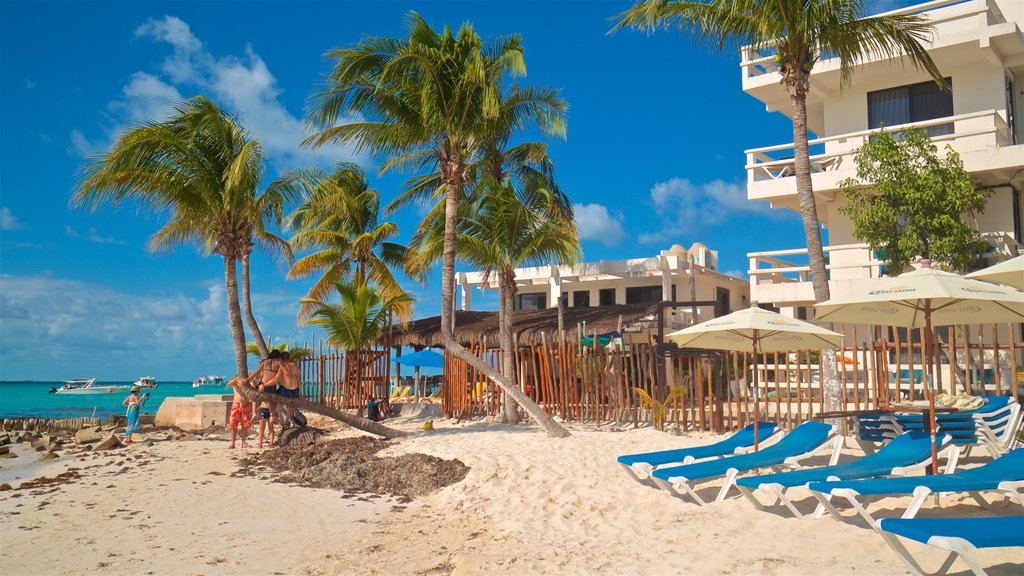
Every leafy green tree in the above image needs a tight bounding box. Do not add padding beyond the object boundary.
[304,12,570,437]
[613,0,944,413]
[839,128,988,273]
[246,341,313,361]
[73,96,293,377]
[411,177,581,423]
[272,163,413,322]
[240,201,293,359]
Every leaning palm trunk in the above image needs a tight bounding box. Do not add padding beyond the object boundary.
[789,82,841,413]
[241,251,269,359]
[439,173,569,438]
[223,255,250,378]
[499,269,521,424]
[234,386,407,439]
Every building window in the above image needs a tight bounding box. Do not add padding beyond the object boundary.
[626,285,662,304]
[795,306,808,321]
[715,287,731,317]
[867,78,953,137]
[573,290,590,307]
[599,288,616,306]
[514,293,546,311]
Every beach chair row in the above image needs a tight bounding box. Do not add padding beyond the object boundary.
[616,402,1024,576]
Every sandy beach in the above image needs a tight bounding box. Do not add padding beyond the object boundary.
[2,414,1021,576]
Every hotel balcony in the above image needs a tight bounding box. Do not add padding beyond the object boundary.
[744,110,1019,209]
[748,233,1022,308]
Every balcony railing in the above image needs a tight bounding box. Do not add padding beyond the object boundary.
[745,110,1011,184]
[748,243,882,287]
[740,0,1002,80]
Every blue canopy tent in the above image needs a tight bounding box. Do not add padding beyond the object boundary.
[393,349,444,401]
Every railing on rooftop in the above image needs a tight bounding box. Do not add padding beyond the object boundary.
[740,0,1001,80]
[748,243,883,286]
[745,110,1010,184]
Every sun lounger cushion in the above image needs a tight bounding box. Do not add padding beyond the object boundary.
[879,516,1024,549]
[616,422,778,468]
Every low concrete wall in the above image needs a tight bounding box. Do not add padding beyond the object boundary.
[155,395,233,430]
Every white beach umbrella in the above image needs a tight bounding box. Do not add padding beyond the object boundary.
[815,261,1024,472]
[965,255,1024,290]
[665,305,844,449]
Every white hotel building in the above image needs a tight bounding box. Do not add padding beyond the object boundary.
[742,0,1023,318]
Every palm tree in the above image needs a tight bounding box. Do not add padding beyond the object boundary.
[272,163,413,323]
[72,96,287,377]
[411,177,581,423]
[240,193,294,359]
[246,341,313,361]
[303,280,411,401]
[612,0,944,412]
[304,12,570,437]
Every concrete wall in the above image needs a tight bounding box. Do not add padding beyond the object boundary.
[154,395,233,430]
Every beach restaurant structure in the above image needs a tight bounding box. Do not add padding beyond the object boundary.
[742,0,1024,321]
[456,242,749,331]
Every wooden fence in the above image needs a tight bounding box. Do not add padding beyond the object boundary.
[297,323,1023,433]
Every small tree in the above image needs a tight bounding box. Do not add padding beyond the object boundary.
[839,129,988,274]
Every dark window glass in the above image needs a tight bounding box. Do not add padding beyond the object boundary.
[795,306,808,321]
[715,287,731,317]
[626,285,662,304]
[599,288,616,306]
[573,290,590,307]
[868,78,952,137]
[513,293,546,311]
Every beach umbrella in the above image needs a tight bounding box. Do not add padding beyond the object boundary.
[394,349,445,402]
[965,255,1024,290]
[665,305,844,450]
[815,261,1024,472]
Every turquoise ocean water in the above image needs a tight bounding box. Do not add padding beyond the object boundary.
[0,381,232,420]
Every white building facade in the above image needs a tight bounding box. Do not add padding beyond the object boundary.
[456,243,749,328]
[741,0,1024,317]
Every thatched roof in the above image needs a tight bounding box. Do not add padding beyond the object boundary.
[387,303,663,347]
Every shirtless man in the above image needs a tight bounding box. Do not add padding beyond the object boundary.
[226,376,251,449]
[264,350,302,434]
[247,349,282,447]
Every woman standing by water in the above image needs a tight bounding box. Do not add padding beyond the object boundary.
[122,386,148,444]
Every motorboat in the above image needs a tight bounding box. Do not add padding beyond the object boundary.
[134,376,158,389]
[49,379,131,395]
[192,375,226,388]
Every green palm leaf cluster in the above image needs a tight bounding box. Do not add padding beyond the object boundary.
[632,385,688,431]
[271,162,414,323]
[73,96,297,376]
[613,0,944,414]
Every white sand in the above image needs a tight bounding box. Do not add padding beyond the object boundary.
[2,416,1021,575]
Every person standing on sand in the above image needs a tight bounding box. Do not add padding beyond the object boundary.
[264,350,301,434]
[247,349,282,426]
[122,386,148,444]
[226,376,252,449]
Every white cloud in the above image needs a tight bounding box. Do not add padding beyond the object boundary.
[573,203,626,247]
[64,224,80,238]
[70,16,364,169]
[69,130,105,157]
[1,207,23,231]
[24,78,36,89]
[638,178,786,243]
[65,225,124,244]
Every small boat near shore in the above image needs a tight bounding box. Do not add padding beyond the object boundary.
[134,376,158,389]
[192,375,226,388]
[49,379,131,395]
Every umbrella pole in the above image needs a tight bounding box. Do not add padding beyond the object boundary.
[753,338,760,452]
[925,302,939,475]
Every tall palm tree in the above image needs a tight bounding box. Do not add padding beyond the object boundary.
[411,177,581,423]
[240,193,294,359]
[272,163,412,322]
[613,0,944,412]
[72,96,290,377]
[304,12,570,437]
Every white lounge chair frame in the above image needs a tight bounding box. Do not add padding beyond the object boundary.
[878,524,1011,576]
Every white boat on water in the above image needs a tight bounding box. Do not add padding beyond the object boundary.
[192,375,226,388]
[134,376,158,389]
[49,379,131,395]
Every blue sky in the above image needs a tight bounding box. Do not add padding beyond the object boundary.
[0,0,914,380]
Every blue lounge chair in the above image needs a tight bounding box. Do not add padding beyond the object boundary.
[809,448,1024,526]
[878,516,1024,576]
[650,421,842,505]
[616,422,781,482]
[735,431,958,518]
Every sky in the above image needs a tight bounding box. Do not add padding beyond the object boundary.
[0,0,917,381]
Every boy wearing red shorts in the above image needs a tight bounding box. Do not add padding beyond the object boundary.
[226,376,252,448]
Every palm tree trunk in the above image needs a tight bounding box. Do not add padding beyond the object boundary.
[241,252,269,359]
[437,164,569,438]
[499,268,520,424]
[790,85,841,413]
[223,255,249,378]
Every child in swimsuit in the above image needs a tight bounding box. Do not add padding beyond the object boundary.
[226,376,252,449]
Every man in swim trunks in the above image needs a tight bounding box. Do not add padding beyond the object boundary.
[226,376,251,449]
[247,349,282,429]
[265,350,302,434]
